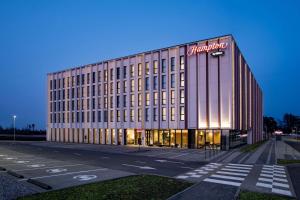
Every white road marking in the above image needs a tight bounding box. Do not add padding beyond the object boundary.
[180,166,194,170]
[211,174,244,181]
[273,182,289,188]
[221,168,250,173]
[122,164,156,170]
[217,171,248,177]
[228,163,253,167]
[155,160,184,164]
[256,182,273,188]
[15,164,84,172]
[204,178,241,187]
[225,165,252,170]
[190,174,201,178]
[258,177,273,182]
[272,188,292,196]
[273,177,288,182]
[176,175,188,179]
[73,175,97,181]
[46,168,68,173]
[134,161,146,164]
[21,168,107,181]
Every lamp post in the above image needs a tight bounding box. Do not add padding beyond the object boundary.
[13,115,16,142]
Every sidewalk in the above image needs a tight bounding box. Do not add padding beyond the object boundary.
[276,137,300,160]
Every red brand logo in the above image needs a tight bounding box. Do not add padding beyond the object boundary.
[187,42,228,56]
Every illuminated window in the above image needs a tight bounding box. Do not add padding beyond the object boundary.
[153,60,158,74]
[145,62,149,75]
[138,63,142,76]
[117,82,120,94]
[145,93,150,106]
[180,106,185,121]
[110,110,114,122]
[130,64,134,77]
[138,108,142,122]
[130,80,134,92]
[123,80,127,93]
[153,92,158,106]
[171,90,175,105]
[180,73,184,87]
[180,56,185,70]
[110,82,113,94]
[162,91,166,105]
[130,94,134,107]
[130,109,134,122]
[162,107,166,121]
[138,93,142,106]
[171,107,175,121]
[104,70,107,81]
[180,89,184,104]
[123,110,127,122]
[117,110,120,122]
[138,78,142,91]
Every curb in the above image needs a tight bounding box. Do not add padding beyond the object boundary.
[27,179,52,190]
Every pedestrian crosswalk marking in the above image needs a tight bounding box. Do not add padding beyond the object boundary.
[211,174,244,181]
[217,171,248,177]
[221,168,250,173]
[204,178,241,187]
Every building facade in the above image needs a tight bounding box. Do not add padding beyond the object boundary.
[47,35,263,150]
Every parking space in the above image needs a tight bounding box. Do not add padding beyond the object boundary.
[0,148,134,191]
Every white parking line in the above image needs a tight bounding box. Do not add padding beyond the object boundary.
[204,178,241,187]
[20,168,107,181]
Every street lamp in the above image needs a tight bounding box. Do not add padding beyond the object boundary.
[13,115,16,142]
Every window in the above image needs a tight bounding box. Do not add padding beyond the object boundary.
[153,60,158,74]
[130,109,134,122]
[145,108,149,121]
[130,65,134,77]
[162,107,166,121]
[123,110,127,122]
[82,112,84,123]
[153,108,157,121]
[161,59,166,73]
[180,56,185,70]
[110,96,113,108]
[81,74,85,85]
[130,80,134,92]
[171,57,175,71]
[138,78,142,91]
[77,75,80,86]
[145,93,150,106]
[130,94,134,107]
[123,66,127,79]
[110,68,113,80]
[92,85,95,96]
[98,71,101,82]
[138,108,142,122]
[162,75,166,89]
[162,91,166,105]
[50,80,53,90]
[180,89,185,104]
[98,111,101,122]
[138,63,142,76]
[138,93,142,106]
[145,62,149,75]
[87,111,90,123]
[92,111,95,122]
[180,106,185,121]
[123,80,127,93]
[171,74,175,88]
[171,107,175,121]
[104,111,108,122]
[104,70,108,81]
[171,90,175,105]
[117,82,121,94]
[117,110,120,122]
[153,92,158,106]
[123,95,127,107]
[98,84,101,96]
[153,76,158,90]
[180,73,184,87]
[116,96,120,108]
[92,72,96,83]
[145,77,149,91]
[87,73,90,84]
[87,86,90,97]
[110,82,113,94]
[104,83,107,95]
[98,97,101,109]
[116,67,120,80]
[110,110,114,122]
[104,97,107,108]
[92,98,95,109]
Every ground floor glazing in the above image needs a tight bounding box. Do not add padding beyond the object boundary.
[48,128,247,150]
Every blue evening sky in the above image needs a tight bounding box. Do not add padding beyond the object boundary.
[0,0,299,129]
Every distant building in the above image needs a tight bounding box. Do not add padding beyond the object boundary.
[47,35,263,150]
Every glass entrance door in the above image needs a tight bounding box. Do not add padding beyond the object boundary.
[196,130,205,149]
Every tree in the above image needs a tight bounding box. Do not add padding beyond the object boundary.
[263,116,278,134]
[32,124,35,132]
[282,113,300,134]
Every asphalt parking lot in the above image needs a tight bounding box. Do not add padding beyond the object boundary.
[0,141,204,199]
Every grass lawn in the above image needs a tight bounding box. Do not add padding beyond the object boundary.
[239,190,294,200]
[277,159,300,165]
[240,140,266,153]
[18,175,193,200]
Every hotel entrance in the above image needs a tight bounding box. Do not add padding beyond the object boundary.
[125,129,141,145]
[145,129,188,148]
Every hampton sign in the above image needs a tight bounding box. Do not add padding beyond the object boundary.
[187,42,228,56]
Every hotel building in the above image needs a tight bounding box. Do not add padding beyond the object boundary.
[47,35,263,150]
